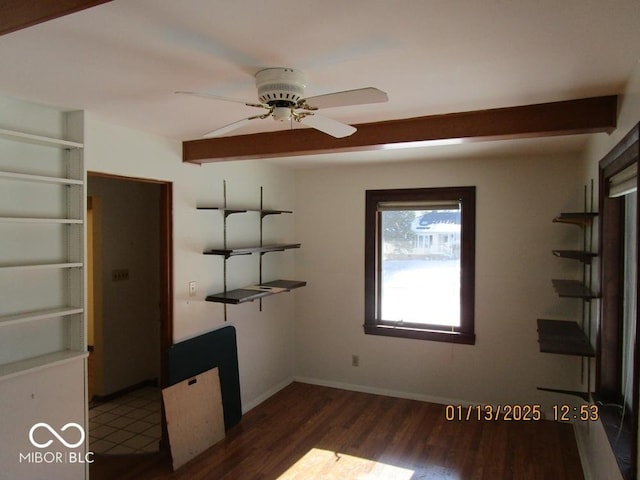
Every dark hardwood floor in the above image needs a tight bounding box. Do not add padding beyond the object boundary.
[90,382,584,480]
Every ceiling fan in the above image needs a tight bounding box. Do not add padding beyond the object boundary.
[176,67,388,139]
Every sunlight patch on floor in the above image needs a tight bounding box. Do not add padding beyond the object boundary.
[277,448,415,479]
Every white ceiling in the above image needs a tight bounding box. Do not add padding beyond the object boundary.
[0,0,639,166]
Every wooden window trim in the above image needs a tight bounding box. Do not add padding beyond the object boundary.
[596,122,639,480]
[364,186,476,344]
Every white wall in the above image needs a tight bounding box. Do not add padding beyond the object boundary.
[575,60,640,480]
[83,113,298,409]
[293,151,590,409]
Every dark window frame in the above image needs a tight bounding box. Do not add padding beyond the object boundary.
[597,122,639,480]
[364,186,476,344]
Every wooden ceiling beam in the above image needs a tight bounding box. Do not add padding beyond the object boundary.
[183,95,618,164]
[0,0,112,36]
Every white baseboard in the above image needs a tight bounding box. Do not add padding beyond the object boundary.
[242,376,294,414]
[242,375,472,416]
[293,376,474,407]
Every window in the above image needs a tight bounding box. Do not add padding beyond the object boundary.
[364,186,476,344]
[598,122,639,479]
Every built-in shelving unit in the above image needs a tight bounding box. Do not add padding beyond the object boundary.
[199,182,306,318]
[0,127,83,149]
[0,307,85,327]
[0,170,83,184]
[537,183,597,401]
[0,126,86,380]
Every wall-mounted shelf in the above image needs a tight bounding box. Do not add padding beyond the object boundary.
[537,319,595,357]
[552,212,598,227]
[536,387,590,402]
[203,243,301,258]
[197,206,292,218]
[552,250,597,264]
[205,280,307,304]
[200,182,305,316]
[551,279,597,300]
[538,182,598,401]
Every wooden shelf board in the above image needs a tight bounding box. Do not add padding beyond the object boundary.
[537,319,595,357]
[552,250,597,263]
[261,209,293,216]
[537,387,591,402]
[197,207,293,217]
[0,350,87,382]
[0,307,84,327]
[552,212,598,226]
[552,279,597,299]
[204,243,301,257]
[0,128,83,149]
[205,280,306,304]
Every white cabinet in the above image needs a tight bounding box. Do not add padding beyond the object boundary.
[0,127,86,379]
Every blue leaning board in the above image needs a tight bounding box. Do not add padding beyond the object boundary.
[167,325,242,430]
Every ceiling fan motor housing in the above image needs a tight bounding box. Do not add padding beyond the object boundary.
[256,68,306,106]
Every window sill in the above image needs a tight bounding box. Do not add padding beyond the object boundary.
[592,395,633,480]
[363,324,475,344]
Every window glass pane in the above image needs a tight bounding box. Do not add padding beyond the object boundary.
[622,190,637,410]
[380,207,461,326]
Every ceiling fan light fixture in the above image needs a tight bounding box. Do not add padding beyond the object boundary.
[272,106,292,122]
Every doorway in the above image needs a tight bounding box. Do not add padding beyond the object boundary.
[86,172,173,456]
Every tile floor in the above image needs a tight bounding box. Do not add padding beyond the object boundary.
[89,386,162,455]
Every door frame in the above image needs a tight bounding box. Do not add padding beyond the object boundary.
[87,171,174,389]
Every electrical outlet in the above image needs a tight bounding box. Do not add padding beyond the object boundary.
[352,355,359,367]
[189,281,197,297]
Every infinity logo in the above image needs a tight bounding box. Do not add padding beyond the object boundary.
[29,423,85,449]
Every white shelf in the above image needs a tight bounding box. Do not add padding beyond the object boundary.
[0,115,85,395]
[0,217,83,224]
[0,128,83,149]
[0,307,84,327]
[0,170,83,185]
[0,262,83,271]
[0,350,87,382]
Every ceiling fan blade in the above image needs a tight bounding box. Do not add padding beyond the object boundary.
[299,114,356,138]
[203,116,260,138]
[302,87,388,110]
[175,91,266,109]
